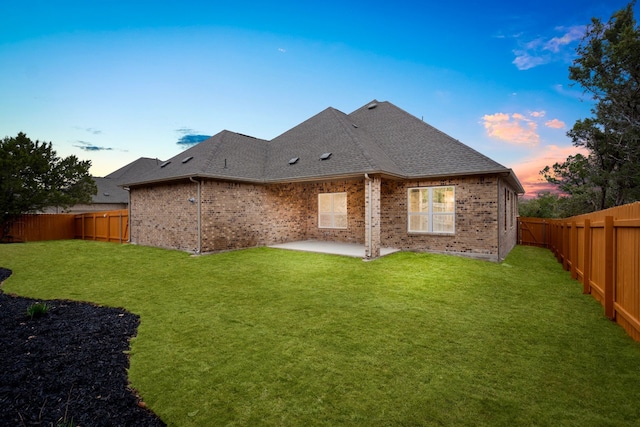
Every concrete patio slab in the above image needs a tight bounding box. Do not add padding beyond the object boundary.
[268,240,400,258]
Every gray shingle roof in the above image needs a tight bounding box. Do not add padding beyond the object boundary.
[93,157,160,203]
[126,100,523,193]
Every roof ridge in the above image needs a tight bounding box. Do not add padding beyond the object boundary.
[329,107,386,171]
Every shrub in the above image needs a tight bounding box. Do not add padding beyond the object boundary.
[26,302,49,319]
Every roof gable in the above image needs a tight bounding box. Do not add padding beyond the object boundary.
[125,100,523,193]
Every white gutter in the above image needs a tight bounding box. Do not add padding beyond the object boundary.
[189,177,202,254]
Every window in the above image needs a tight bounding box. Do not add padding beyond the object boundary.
[408,186,455,234]
[318,193,347,229]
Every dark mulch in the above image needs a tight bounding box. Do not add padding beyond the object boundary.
[0,268,165,427]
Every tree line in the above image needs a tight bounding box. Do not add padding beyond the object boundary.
[522,1,640,218]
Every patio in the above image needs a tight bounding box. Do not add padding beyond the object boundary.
[269,240,400,258]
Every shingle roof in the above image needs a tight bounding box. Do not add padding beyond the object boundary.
[126,100,524,193]
[93,157,160,203]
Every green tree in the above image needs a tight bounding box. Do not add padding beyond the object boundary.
[0,132,96,239]
[542,1,640,213]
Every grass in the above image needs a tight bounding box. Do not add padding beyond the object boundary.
[2,240,640,426]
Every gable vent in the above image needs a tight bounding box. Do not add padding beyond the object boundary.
[320,152,332,160]
[182,156,194,164]
[160,161,171,168]
[288,157,299,165]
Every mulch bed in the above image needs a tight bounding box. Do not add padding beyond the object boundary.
[0,267,166,426]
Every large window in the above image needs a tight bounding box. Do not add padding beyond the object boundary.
[318,192,347,229]
[408,186,455,234]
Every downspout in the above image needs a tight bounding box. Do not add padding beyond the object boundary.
[189,177,202,254]
[124,187,131,243]
[364,173,372,258]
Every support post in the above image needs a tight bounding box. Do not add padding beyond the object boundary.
[604,216,615,320]
[583,219,591,294]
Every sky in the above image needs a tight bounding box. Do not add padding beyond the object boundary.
[1,0,636,197]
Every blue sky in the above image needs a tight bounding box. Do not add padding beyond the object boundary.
[1,0,635,196]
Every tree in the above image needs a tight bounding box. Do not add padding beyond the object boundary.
[0,132,97,239]
[542,1,640,213]
[519,192,563,218]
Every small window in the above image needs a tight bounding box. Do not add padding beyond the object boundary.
[318,192,347,229]
[408,186,455,234]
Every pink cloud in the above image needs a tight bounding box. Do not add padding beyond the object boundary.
[482,113,539,145]
[530,111,546,118]
[545,118,566,129]
[510,145,589,198]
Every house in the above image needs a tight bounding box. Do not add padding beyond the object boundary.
[125,100,524,261]
[58,157,160,213]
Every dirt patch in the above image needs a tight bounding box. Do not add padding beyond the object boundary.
[0,268,165,426]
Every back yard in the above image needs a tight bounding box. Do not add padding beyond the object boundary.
[1,241,639,426]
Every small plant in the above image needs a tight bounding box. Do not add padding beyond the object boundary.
[26,302,49,319]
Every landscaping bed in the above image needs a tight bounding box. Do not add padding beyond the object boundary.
[0,267,165,426]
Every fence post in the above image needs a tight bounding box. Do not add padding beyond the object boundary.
[562,222,570,271]
[570,221,578,279]
[604,215,615,320]
[583,219,591,294]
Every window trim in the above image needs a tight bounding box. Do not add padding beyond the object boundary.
[407,186,455,234]
[318,192,348,229]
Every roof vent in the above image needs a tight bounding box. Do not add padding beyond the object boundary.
[320,152,332,160]
[288,157,299,165]
[352,123,358,128]
[367,102,378,109]
[103,192,110,197]
[182,156,194,164]
[160,161,171,168]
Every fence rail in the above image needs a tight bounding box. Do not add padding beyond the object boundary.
[2,210,129,244]
[519,202,640,342]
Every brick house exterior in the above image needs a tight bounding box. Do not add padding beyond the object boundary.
[127,100,523,261]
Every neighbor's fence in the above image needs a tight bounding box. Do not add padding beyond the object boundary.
[2,214,76,242]
[74,209,129,243]
[2,210,129,244]
[520,202,640,342]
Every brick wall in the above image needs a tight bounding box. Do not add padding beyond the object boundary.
[381,176,502,260]
[130,182,199,252]
[498,177,518,260]
[130,175,518,260]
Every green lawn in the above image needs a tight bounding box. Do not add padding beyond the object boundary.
[2,241,640,426]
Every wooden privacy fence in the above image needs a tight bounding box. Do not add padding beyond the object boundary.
[1,210,129,244]
[74,210,129,243]
[518,217,549,248]
[2,214,76,242]
[522,202,640,341]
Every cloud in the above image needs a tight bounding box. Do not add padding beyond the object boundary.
[544,26,585,53]
[510,145,589,197]
[175,127,211,146]
[530,111,546,118]
[73,141,114,151]
[545,119,566,129]
[176,134,211,147]
[482,112,540,145]
[512,51,548,70]
[278,48,286,53]
[75,127,102,135]
[512,25,585,70]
